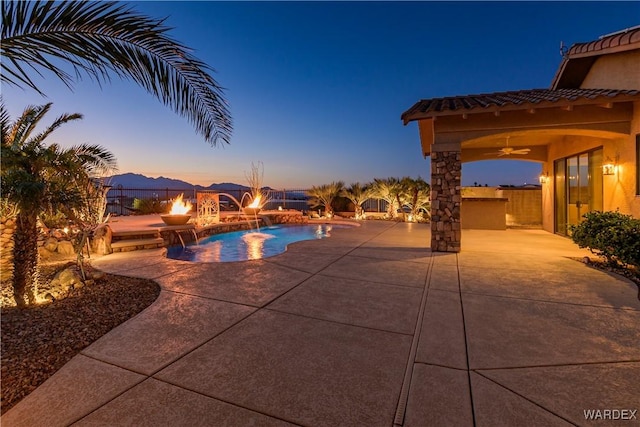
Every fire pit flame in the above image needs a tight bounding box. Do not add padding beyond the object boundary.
[170,194,193,215]
[161,194,193,226]
[247,194,262,209]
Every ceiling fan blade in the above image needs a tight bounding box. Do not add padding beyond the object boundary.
[510,149,531,155]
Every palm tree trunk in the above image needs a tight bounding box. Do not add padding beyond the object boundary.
[386,199,395,219]
[396,194,404,221]
[12,212,40,307]
[411,189,419,219]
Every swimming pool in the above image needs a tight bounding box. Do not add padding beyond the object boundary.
[166,223,352,262]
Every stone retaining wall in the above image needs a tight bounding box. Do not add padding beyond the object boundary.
[1,216,16,281]
[262,211,307,225]
[194,212,308,241]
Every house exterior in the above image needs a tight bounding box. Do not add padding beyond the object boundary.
[402,27,640,252]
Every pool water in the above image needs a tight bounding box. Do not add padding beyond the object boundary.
[166,224,351,262]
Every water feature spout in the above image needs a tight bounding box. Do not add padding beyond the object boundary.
[219,192,263,232]
[173,230,186,249]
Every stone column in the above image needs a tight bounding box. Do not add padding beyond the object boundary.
[430,142,461,252]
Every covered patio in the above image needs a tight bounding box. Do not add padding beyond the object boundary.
[402,27,640,252]
[402,87,638,252]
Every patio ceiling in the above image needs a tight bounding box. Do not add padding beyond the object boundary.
[402,88,640,162]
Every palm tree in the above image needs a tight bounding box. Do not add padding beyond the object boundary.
[307,181,344,217]
[1,102,117,307]
[402,177,431,222]
[341,182,373,220]
[371,177,402,219]
[1,0,231,146]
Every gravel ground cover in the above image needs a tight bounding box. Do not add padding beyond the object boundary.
[1,260,160,414]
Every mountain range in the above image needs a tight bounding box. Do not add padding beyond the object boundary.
[106,173,252,191]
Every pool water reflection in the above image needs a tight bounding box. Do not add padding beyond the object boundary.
[166,224,350,262]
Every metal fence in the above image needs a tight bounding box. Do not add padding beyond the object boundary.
[105,186,388,216]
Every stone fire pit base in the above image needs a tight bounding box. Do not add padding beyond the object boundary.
[160,214,191,226]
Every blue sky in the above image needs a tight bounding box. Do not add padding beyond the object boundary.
[3,1,639,188]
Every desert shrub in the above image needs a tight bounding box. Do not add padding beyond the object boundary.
[570,211,640,268]
[132,198,167,214]
[40,211,69,229]
[0,199,18,218]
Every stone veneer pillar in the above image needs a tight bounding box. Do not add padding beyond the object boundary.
[430,144,461,252]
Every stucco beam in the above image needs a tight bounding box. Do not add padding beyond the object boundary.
[433,121,631,146]
[432,141,461,152]
[433,103,634,133]
[418,118,434,158]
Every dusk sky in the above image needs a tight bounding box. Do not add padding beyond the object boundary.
[3,1,639,189]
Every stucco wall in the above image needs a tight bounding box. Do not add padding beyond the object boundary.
[540,106,640,232]
[581,51,640,90]
[502,189,542,227]
[629,101,640,219]
[462,187,542,228]
[461,198,507,230]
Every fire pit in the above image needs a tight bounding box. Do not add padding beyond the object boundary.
[242,207,261,216]
[161,214,191,226]
[242,194,262,216]
[161,194,193,226]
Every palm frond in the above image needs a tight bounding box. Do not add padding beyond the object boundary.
[5,103,51,149]
[68,143,118,177]
[0,98,10,144]
[1,0,232,146]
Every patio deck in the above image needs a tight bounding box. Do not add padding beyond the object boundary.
[2,221,639,426]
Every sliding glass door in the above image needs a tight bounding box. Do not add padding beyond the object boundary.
[555,148,603,235]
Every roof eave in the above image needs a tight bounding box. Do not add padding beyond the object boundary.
[402,92,640,124]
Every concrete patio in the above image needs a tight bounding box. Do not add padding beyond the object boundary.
[2,221,639,426]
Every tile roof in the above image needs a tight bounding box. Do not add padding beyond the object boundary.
[552,26,640,89]
[567,26,640,58]
[401,88,640,124]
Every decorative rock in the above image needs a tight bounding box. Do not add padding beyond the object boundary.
[57,240,75,256]
[57,268,82,286]
[38,246,53,258]
[44,237,58,252]
[91,271,106,280]
[91,224,113,255]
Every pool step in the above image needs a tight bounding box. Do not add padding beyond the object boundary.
[111,230,164,252]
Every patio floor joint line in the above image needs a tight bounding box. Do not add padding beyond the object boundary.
[393,254,434,426]
[458,253,478,427]
[473,371,580,426]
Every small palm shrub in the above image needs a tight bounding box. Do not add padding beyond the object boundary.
[40,211,68,229]
[307,181,344,217]
[569,211,640,268]
[133,198,167,214]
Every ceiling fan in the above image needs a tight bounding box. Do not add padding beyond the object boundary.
[485,137,531,157]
